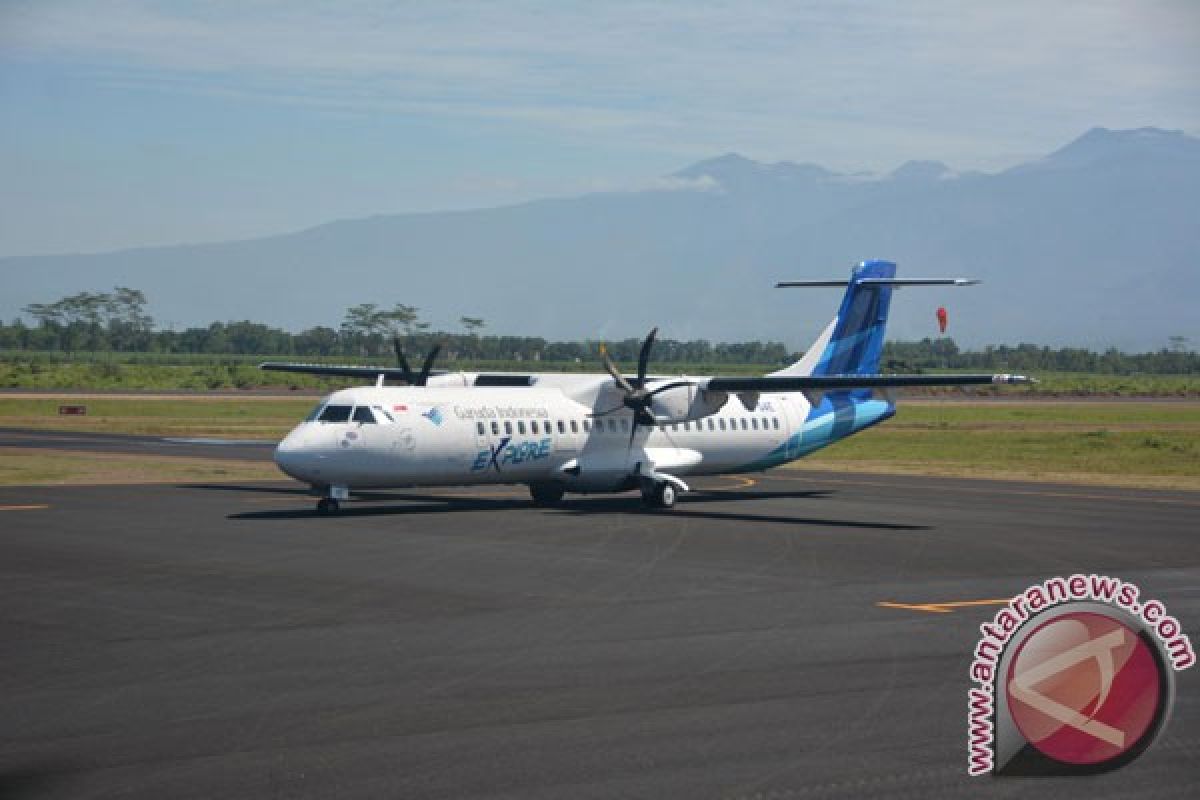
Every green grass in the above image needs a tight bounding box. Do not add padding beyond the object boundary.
[803,428,1200,480]
[892,402,1200,428]
[0,448,281,485]
[0,396,312,437]
[1,352,1195,394]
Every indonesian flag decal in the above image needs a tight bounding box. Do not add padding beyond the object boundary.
[394,404,408,412]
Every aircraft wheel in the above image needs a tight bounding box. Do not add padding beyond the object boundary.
[642,481,676,509]
[529,483,565,506]
[316,497,340,515]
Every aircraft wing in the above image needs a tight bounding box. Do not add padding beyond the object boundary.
[258,362,538,386]
[259,362,430,380]
[703,373,1032,391]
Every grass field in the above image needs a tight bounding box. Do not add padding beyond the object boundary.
[1,394,1198,489]
[0,447,279,486]
[0,395,310,437]
[1,355,1196,395]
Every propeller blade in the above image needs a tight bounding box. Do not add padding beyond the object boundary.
[393,337,415,384]
[599,343,635,394]
[416,343,442,387]
[635,327,657,389]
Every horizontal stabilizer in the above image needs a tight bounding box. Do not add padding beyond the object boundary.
[776,278,979,288]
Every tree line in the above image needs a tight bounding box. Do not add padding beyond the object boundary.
[883,337,1197,375]
[3,288,1196,373]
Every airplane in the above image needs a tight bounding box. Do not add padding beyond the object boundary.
[262,260,1031,514]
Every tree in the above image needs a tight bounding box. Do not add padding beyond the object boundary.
[382,304,422,336]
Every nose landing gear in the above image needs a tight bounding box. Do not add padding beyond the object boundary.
[314,485,349,515]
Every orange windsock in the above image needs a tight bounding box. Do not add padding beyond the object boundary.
[936,306,948,334]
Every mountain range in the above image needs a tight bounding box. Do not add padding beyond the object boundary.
[3,126,1198,351]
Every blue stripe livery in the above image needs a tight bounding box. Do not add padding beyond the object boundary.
[736,260,899,471]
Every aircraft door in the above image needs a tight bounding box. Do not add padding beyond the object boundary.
[551,416,578,460]
[473,418,490,452]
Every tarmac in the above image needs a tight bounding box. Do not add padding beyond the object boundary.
[2,429,1198,798]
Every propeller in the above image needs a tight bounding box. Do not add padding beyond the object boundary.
[393,337,442,386]
[592,327,695,447]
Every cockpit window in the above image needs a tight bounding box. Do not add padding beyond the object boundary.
[318,405,353,423]
[304,403,325,422]
[352,406,376,424]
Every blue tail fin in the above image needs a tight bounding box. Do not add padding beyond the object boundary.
[809,260,896,376]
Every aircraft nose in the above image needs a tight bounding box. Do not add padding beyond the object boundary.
[274,428,315,481]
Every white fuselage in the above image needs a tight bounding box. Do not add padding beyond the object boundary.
[274,384,818,492]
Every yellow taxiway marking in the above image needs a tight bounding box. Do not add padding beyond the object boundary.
[0,504,50,512]
[877,598,1013,614]
[715,475,757,490]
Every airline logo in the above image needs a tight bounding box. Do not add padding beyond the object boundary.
[1005,611,1163,767]
[471,437,551,472]
[421,407,444,426]
[967,576,1190,777]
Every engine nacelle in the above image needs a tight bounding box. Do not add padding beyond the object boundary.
[646,381,728,423]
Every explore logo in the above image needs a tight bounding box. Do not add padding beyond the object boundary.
[421,406,445,426]
[967,575,1193,777]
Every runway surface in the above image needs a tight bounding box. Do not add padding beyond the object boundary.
[2,435,1199,798]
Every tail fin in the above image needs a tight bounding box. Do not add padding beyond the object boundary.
[773,259,897,378]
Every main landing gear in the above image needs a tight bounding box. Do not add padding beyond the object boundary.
[641,480,677,509]
[529,483,566,506]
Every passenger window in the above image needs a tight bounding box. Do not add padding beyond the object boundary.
[619,418,629,432]
[557,420,566,434]
[318,405,353,423]
[607,418,618,433]
[530,420,539,434]
[504,421,513,435]
[718,418,726,431]
[570,420,578,433]
[707,418,715,431]
[582,419,590,432]
[772,417,780,430]
[518,420,527,435]
[751,418,759,430]
[476,421,486,435]
[492,421,500,435]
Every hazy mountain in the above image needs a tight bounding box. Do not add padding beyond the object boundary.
[3,127,1198,351]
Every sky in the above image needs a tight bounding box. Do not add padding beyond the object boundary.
[2,0,1198,257]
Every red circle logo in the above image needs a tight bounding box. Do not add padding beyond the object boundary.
[1005,611,1163,766]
